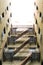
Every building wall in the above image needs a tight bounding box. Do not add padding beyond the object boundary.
[34,0,43,61]
[0,0,11,59]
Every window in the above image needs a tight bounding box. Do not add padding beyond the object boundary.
[6,6,9,11]
[3,27,6,34]
[0,15,2,21]
[10,13,12,17]
[34,13,35,16]
[34,2,36,6]
[2,12,4,18]
[36,6,38,10]
[38,28,40,34]
[39,12,42,17]
[8,31,10,36]
[36,19,37,24]
[7,18,9,23]
[9,2,11,6]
